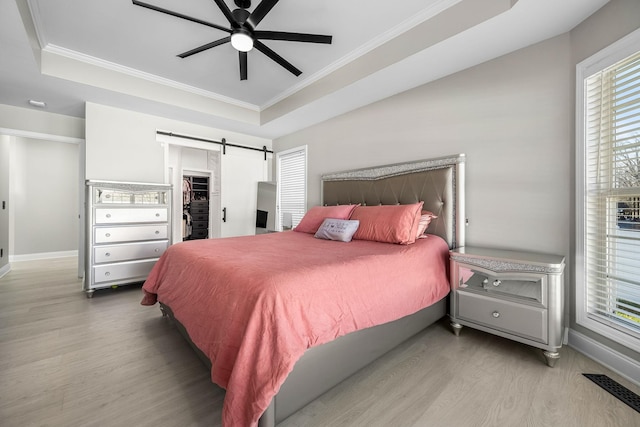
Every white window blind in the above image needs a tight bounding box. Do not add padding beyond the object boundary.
[583,48,640,344]
[276,146,306,231]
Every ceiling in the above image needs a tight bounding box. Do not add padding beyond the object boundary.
[1,0,608,139]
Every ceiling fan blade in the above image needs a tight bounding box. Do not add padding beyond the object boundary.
[212,0,235,24]
[239,51,248,80]
[254,31,332,44]
[132,0,230,33]
[247,0,279,28]
[254,40,301,76]
[178,37,231,58]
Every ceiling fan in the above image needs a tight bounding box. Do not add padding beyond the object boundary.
[132,0,333,81]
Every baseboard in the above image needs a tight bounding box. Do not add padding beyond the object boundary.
[9,250,78,262]
[568,329,640,387]
[0,263,10,279]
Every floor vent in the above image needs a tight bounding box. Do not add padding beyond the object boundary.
[583,373,640,413]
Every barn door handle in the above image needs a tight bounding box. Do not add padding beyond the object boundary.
[222,207,227,223]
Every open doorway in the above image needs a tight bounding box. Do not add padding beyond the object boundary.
[167,144,221,243]
[0,131,84,278]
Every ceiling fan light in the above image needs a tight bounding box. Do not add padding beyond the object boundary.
[231,31,253,52]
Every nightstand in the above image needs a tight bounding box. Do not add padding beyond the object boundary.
[449,247,565,367]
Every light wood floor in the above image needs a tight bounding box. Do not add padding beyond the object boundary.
[1,258,638,427]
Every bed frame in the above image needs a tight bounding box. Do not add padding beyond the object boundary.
[161,154,466,426]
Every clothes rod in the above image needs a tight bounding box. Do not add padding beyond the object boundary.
[157,130,273,160]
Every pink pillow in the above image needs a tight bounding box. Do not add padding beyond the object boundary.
[294,205,359,234]
[416,210,438,238]
[350,202,424,245]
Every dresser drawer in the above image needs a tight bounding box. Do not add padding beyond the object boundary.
[456,291,547,343]
[190,228,208,239]
[192,220,208,229]
[94,240,168,263]
[92,259,158,284]
[190,205,209,215]
[94,224,168,243]
[95,207,168,224]
[190,213,208,222]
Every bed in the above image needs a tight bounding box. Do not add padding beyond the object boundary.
[141,154,466,426]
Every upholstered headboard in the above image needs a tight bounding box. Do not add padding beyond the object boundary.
[321,154,465,249]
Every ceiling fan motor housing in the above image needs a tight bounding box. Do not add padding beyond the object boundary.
[234,0,251,9]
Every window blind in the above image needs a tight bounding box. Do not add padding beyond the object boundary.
[277,147,306,230]
[584,50,640,338]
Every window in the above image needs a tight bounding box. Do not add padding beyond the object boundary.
[577,29,640,352]
[276,146,307,231]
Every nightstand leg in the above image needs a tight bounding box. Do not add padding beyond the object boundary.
[543,350,560,367]
[451,322,463,337]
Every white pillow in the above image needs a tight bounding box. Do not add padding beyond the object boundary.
[314,218,360,242]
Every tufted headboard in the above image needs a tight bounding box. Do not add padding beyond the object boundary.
[321,154,465,249]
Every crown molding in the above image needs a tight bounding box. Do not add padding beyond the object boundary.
[260,0,462,109]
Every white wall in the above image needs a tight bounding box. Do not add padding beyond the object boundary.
[85,103,271,184]
[275,34,572,257]
[10,136,79,258]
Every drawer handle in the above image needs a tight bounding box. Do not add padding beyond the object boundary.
[492,280,501,287]
[106,213,112,218]
[492,311,500,318]
[155,213,160,217]
[105,233,111,238]
[105,271,111,277]
[155,230,160,234]
[105,252,111,257]
[154,248,159,252]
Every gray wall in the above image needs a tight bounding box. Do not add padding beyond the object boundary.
[274,0,640,364]
[275,34,572,256]
[10,137,79,258]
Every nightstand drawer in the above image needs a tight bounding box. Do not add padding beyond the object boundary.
[457,291,547,343]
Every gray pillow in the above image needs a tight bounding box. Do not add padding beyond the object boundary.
[314,218,360,242]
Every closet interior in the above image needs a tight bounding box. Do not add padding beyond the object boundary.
[183,175,209,240]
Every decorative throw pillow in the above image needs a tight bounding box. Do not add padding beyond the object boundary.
[314,218,360,242]
[350,202,424,245]
[293,204,359,234]
[416,210,438,238]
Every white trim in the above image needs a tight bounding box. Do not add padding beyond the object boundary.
[42,44,260,112]
[26,0,47,48]
[157,131,224,152]
[0,263,10,279]
[575,27,640,355]
[568,329,640,387]
[9,250,78,262]
[0,127,83,144]
[261,0,462,109]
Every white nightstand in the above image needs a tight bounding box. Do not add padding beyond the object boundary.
[449,247,565,367]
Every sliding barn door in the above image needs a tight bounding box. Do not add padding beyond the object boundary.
[220,147,270,237]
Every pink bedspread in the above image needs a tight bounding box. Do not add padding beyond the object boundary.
[142,231,450,426]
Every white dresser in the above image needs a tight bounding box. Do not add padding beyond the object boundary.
[84,180,172,297]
